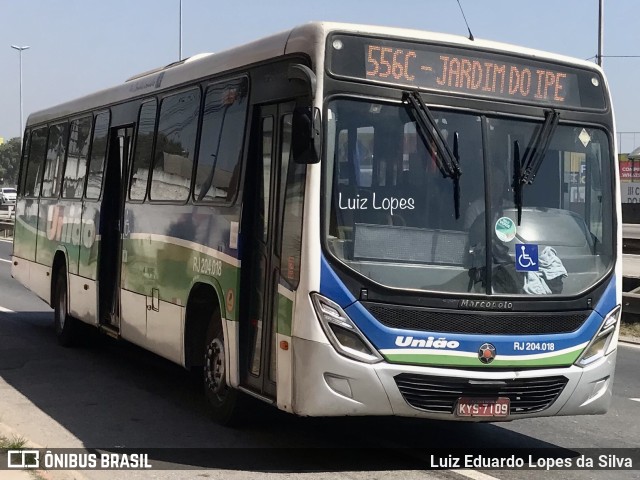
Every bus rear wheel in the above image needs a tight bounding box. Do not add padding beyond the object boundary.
[53,269,78,347]
[204,315,239,425]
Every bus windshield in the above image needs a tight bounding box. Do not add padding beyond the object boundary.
[324,97,614,296]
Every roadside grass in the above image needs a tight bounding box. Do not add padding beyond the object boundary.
[0,435,49,479]
[0,434,28,450]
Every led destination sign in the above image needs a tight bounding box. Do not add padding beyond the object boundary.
[329,35,606,110]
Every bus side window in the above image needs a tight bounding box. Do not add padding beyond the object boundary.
[23,127,48,198]
[194,77,248,202]
[17,131,32,197]
[85,111,110,199]
[278,113,307,289]
[150,88,200,201]
[41,122,69,198]
[63,116,92,199]
[129,101,157,201]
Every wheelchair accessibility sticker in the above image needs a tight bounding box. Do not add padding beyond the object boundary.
[516,244,538,272]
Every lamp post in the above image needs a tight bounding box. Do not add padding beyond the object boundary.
[597,0,604,67]
[11,45,30,141]
[179,0,182,60]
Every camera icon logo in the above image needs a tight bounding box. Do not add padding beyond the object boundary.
[7,450,40,469]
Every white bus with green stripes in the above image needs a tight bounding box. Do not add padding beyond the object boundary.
[12,22,621,424]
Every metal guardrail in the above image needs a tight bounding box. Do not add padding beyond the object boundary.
[0,212,14,238]
[623,224,640,241]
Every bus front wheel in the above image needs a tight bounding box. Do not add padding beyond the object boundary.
[204,315,239,425]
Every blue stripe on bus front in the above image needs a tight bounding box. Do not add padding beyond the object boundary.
[320,256,616,356]
[344,300,602,355]
[591,276,617,319]
[320,255,356,307]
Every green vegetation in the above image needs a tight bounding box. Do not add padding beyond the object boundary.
[0,433,28,450]
[0,136,21,187]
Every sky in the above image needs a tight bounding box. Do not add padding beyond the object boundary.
[1,0,640,152]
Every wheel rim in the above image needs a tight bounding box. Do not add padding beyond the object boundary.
[204,337,228,404]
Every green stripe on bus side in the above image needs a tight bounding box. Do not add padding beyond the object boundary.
[78,238,100,280]
[15,224,243,320]
[277,294,293,336]
[34,234,81,275]
[14,219,84,276]
[121,237,241,320]
[13,217,38,260]
[383,349,583,367]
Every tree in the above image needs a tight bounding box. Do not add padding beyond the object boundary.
[0,137,21,186]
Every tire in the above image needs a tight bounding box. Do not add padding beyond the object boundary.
[203,312,240,425]
[53,269,77,347]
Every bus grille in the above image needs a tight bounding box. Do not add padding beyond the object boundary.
[394,374,569,415]
[362,303,589,335]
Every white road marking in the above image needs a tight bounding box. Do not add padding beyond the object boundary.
[453,469,501,480]
[630,398,640,403]
[0,258,11,263]
[0,238,13,243]
[0,305,14,313]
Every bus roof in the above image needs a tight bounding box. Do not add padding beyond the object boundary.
[26,21,604,127]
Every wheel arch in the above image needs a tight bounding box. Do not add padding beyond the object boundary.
[184,280,225,370]
[50,247,69,307]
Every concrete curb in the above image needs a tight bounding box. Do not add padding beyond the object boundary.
[0,422,88,480]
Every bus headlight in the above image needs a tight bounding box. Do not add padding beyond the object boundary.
[575,305,621,367]
[311,293,383,364]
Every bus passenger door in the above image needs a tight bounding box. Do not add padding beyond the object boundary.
[98,126,132,331]
[239,102,295,398]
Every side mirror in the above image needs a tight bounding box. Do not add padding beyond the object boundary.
[292,106,322,164]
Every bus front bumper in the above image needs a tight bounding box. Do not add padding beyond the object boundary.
[291,337,615,420]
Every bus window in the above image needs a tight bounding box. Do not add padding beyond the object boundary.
[150,88,200,201]
[23,127,48,198]
[17,131,32,197]
[85,111,110,199]
[194,78,248,202]
[130,100,157,201]
[279,113,307,289]
[335,126,374,187]
[63,116,92,199]
[41,122,68,198]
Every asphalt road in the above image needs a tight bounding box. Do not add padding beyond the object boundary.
[0,238,638,480]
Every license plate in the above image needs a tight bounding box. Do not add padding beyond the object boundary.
[456,397,510,417]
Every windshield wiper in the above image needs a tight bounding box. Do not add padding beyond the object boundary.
[404,91,461,178]
[513,140,523,225]
[513,109,560,225]
[453,131,461,219]
[520,109,559,185]
[403,90,462,217]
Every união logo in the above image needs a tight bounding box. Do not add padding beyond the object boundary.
[395,336,460,349]
[46,205,96,248]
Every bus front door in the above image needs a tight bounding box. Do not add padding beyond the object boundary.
[98,126,132,331]
[239,102,295,399]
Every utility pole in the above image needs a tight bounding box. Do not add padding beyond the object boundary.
[597,0,604,67]
[10,45,30,141]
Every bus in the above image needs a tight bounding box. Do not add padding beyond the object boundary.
[12,22,620,424]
